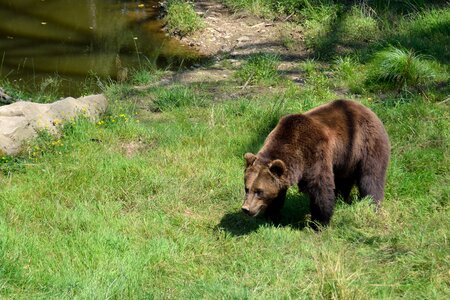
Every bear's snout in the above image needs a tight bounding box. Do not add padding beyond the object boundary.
[241,206,251,215]
[241,200,265,217]
[241,205,258,217]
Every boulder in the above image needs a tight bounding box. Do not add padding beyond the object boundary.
[0,94,108,156]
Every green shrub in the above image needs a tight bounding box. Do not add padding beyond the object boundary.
[367,47,448,91]
[165,0,204,36]
[236,53,280,84]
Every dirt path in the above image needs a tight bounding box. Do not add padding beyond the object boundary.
[162,0,306,86]
[183,1,304,57]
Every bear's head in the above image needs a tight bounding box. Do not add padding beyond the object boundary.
[242,152,288,217]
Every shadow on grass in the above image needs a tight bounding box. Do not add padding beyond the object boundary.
[237,96,287,156]
[242,118,278,155]
[217,192,310,236]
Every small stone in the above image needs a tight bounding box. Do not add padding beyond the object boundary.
[237,36,250,42]
[0,88,14,104]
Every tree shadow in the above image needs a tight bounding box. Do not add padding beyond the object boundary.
[216,191,310,236]
[385,20,450,64]
[306,2,450,64]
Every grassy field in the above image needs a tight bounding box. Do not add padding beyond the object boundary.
[1,77,448,299]
[1,1,449,299]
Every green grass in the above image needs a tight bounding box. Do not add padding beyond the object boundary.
[151,85,208,112]
[226,1,448,62]
[222,0,275,17]
[165,0,204,36]
[339,5,380,45]
[1,66,449,298]
[130,67,164,86]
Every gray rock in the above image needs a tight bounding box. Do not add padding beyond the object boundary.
[0,94,108,156]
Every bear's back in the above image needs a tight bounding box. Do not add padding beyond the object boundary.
[260,100,389,172]
[305,100,390,170]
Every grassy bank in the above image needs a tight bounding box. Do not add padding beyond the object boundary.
[1,1,449,298]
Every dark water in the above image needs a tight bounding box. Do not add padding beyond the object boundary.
[0,0,200,96]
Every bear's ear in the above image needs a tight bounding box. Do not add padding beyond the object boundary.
[244,153,257,168]
[269,159,286,177]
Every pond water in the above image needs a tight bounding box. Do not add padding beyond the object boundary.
[0,0,200,96]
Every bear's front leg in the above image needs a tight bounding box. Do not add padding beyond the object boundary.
[309,190,335,228]
[264,189,287,224]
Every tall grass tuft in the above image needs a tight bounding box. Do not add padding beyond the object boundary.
[236,53,280,85]
[334,56,366,94]
[367,47,448,91]
[165,0,204,36]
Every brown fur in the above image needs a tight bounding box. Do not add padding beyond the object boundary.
[243,100,390,227]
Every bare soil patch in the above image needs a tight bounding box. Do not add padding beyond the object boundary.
[179,1,304,58]
[120,138,154,158]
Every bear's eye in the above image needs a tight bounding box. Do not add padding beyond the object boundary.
[254,189,263,197]
[245,187,249,194]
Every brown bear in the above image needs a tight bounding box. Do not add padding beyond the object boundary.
[242,99,390,227]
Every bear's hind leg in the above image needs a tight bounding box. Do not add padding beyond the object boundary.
[357,160,387,209]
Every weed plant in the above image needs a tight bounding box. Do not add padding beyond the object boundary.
[222,0,314,18]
